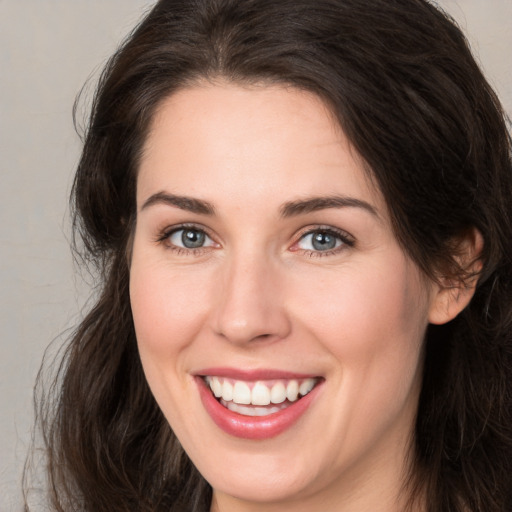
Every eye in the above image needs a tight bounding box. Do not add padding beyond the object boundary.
[167,227,215,250]
[294,228,353,254]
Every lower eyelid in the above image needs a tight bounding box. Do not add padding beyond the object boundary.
[303,249,342,258]
[157,225,221,254]
[156,225,353,255]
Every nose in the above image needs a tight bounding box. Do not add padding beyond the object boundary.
[211,253,291,345]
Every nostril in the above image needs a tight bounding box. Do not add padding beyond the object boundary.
[253,333,272,341]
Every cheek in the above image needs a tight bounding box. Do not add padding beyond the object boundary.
[289,256,429,456]
[130,256,212,356]
[129,252,216,427]
[291,254,429,396]
[128,252,217,424]
[299,253,428,345]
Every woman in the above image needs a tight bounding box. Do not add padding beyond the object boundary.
[28,0,512,511]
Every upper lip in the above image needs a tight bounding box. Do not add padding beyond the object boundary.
[195,367,321,381]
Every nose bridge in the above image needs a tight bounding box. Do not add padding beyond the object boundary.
[213,247,290,344]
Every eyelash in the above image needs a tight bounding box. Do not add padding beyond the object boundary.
[155,223,355,257]
[156,223,216,256]
[292,226,355,258]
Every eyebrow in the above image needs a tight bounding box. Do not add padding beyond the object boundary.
[140,192,216,215]
[280,195,379,218]
[140,191,378,218]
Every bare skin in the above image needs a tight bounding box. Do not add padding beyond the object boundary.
[130,82,477,512]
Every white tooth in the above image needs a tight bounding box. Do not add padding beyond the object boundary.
[286,380,299,402]
[299,378,316,396]
[251,381,271,405]
[228,403,258,416]
[233,381,251,404]
[222,380,233,401]
[223,399,289,417]
[211,377,223,398]
[270,382,287,404]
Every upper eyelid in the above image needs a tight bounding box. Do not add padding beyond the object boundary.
[158,225,217,253]
[156,222,355,249]
[292,226,356,255]
[295,225,354,242]
[161,222,214,238]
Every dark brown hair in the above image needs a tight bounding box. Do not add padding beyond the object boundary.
[26,0,512,510]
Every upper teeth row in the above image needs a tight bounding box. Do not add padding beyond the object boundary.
[205,376,317,406]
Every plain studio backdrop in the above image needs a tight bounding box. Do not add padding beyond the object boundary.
[0,1,510,510]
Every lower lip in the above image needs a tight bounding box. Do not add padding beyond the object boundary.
[196,377,321,440]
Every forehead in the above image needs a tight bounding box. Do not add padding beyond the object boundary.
[137,82,384,214]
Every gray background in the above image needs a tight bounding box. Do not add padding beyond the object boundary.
[1,1,511,510]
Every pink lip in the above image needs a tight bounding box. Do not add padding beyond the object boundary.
[196,367,318,381]
[195,373,322,440]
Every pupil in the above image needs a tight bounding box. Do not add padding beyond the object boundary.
[182,229,205,248]
[312,232,336,251]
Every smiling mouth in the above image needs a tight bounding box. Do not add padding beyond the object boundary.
[202,376,321,417]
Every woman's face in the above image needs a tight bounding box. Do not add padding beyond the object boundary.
[130,83,441,510]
